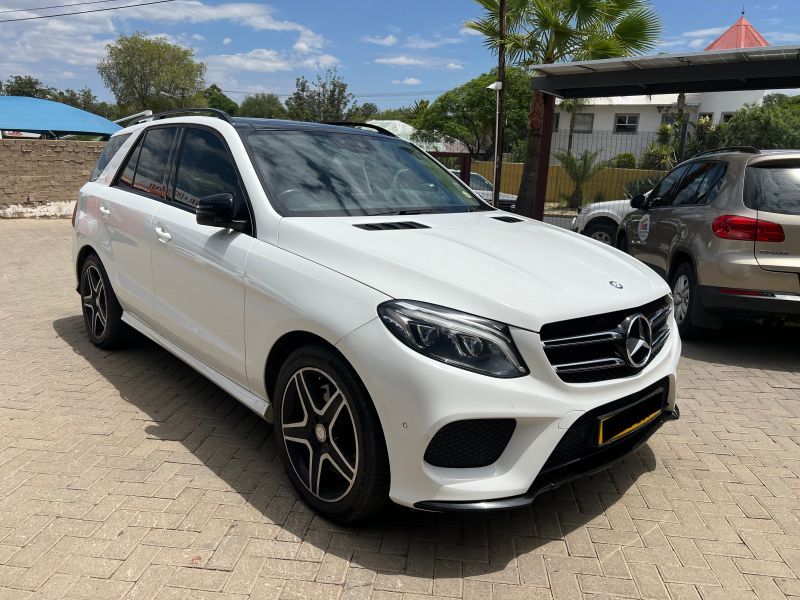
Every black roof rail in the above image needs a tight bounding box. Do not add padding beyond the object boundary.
[323,121,397,137]
[691,146,760,158]
[131,107,234,126]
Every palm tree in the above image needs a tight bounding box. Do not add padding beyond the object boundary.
[467,0,661,218]
[553,149,609,209]
[559,98,590,152]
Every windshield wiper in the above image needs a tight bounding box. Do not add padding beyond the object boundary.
[366,208,452,216]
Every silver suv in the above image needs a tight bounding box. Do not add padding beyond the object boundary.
[617,147,800,336]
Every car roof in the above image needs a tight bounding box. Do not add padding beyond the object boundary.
[113,114,396,140]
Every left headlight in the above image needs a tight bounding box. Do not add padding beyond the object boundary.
[377,300,529,378]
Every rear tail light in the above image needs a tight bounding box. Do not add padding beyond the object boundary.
[712,215,785,242]
[71,202,78,227]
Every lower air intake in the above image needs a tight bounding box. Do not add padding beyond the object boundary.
[424,419,516,468]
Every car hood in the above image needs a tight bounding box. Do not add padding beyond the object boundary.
[278,212,670,332]
[584,199,631,213]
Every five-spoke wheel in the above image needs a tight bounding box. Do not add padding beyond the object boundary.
[274,345,389,523]
[281,367,358,503]
[79,253,131,349]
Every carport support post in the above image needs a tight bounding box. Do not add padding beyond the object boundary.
[533,93,556,221]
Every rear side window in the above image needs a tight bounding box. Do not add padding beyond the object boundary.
[173,128,242,210]
[115,127,177,199]
[672,162,727,206]
[91,133,131,181]
[745,162,800,215]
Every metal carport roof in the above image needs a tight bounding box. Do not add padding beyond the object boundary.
[524,45,800,220]
[0,96,120,137]
[529,45,800,98]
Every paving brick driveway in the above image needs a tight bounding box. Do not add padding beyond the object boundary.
[1,219,800,600]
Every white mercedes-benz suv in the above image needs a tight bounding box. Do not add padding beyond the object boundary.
[73,109,680,522]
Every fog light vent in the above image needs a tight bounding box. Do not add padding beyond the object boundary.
[424,419,515,468]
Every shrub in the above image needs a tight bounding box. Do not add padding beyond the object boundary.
[612,152,636,169]
[624,175,662,199]
[639,144,675,170]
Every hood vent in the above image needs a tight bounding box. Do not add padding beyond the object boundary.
[354,221,430,231]
[492,216,523,223]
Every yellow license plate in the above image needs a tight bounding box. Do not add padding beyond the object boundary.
[597,393,664,447]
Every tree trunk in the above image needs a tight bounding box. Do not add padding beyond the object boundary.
[514,91,544,218]
[567,111,576,152]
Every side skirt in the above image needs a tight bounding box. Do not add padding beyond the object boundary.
[122,312,270,419]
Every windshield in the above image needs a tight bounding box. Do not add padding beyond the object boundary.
[244,130,492,216]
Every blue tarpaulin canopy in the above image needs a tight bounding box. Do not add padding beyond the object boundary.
[0,96,120,137]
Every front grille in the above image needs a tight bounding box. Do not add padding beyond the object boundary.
[540,377,669,475]
[424,419,516,468]
[540,296,671,383]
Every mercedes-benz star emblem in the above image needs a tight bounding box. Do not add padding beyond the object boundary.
[609,281,623,289]
[620,314,653,368]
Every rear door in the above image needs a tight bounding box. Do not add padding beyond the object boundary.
[150,126,254,388]
[746,159,800,273]
[99,126,177,326]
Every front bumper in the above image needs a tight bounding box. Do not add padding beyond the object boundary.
[336,314,681,509]
[698,285,800,320]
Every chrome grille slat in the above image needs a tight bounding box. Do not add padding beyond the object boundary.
[542,330,623,349]
[540,296,671,384]
[553,357,627,373]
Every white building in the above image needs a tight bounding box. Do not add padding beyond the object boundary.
[553,15,776,160]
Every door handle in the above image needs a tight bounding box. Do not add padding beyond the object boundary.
[99,205,111,217]
[155,225,172,242]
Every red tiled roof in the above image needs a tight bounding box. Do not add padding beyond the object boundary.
[705,16,770,51]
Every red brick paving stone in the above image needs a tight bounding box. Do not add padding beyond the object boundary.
[2,218,800,599]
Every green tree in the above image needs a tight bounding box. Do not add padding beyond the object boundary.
[553,149,609,209]
[202,84,238,115]
[239,93,287,119]
[413,66,531,157]
[285,69,355,122]
[97,33,206,112]
[2,75,53,98]
[468,0,660,217]
[720,102,800,150]
[346,101,380,121]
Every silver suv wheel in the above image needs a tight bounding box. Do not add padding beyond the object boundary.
[672,274,690,325]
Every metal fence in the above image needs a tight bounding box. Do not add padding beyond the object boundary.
[470,130,669,231]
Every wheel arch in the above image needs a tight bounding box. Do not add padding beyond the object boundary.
[585,215,619,231]
[667,249,696,283]
[75,244,98,290]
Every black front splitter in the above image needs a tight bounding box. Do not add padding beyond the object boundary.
[414,405,679,513]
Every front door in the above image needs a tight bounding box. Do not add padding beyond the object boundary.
[150,127,255,387]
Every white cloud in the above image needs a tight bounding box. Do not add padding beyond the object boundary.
[375,55,464,70]
[223,37,232,45]
[404,34,462,49]
[656,26,727,51]
[191,34,206,42]
[392,77,422,85]
[764,31,800,42]
[362,34,398,46]
[206,48,338,76]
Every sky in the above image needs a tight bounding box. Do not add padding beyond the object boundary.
[1,0,799,108]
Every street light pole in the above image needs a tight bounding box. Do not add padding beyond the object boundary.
[492,0,506,208]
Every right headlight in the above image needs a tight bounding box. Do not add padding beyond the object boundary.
[377,300,529,378]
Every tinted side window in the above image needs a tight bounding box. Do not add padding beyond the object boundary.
[648,165,688,208]
[116,138,142,190]
[173,128,242,210]
[745,162,800,216]
[672,162,715,206]
[132,127,177,199]
[469,174,492,191]
[91,133,131,181]
[695,163,727,205]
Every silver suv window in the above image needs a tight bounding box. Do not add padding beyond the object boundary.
[745,161,800,215]
[90,133,131,181]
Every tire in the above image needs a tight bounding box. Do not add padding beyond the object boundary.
[584,221,617,246]
[273,345,389,523]
[670,262,701,338]
[616,231,629,252]
[79,253,132,349]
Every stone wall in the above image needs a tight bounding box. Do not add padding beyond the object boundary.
[0,140,105,217]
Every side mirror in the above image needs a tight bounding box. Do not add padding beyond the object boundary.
[196,193,248,231]
[630,194,647,210]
